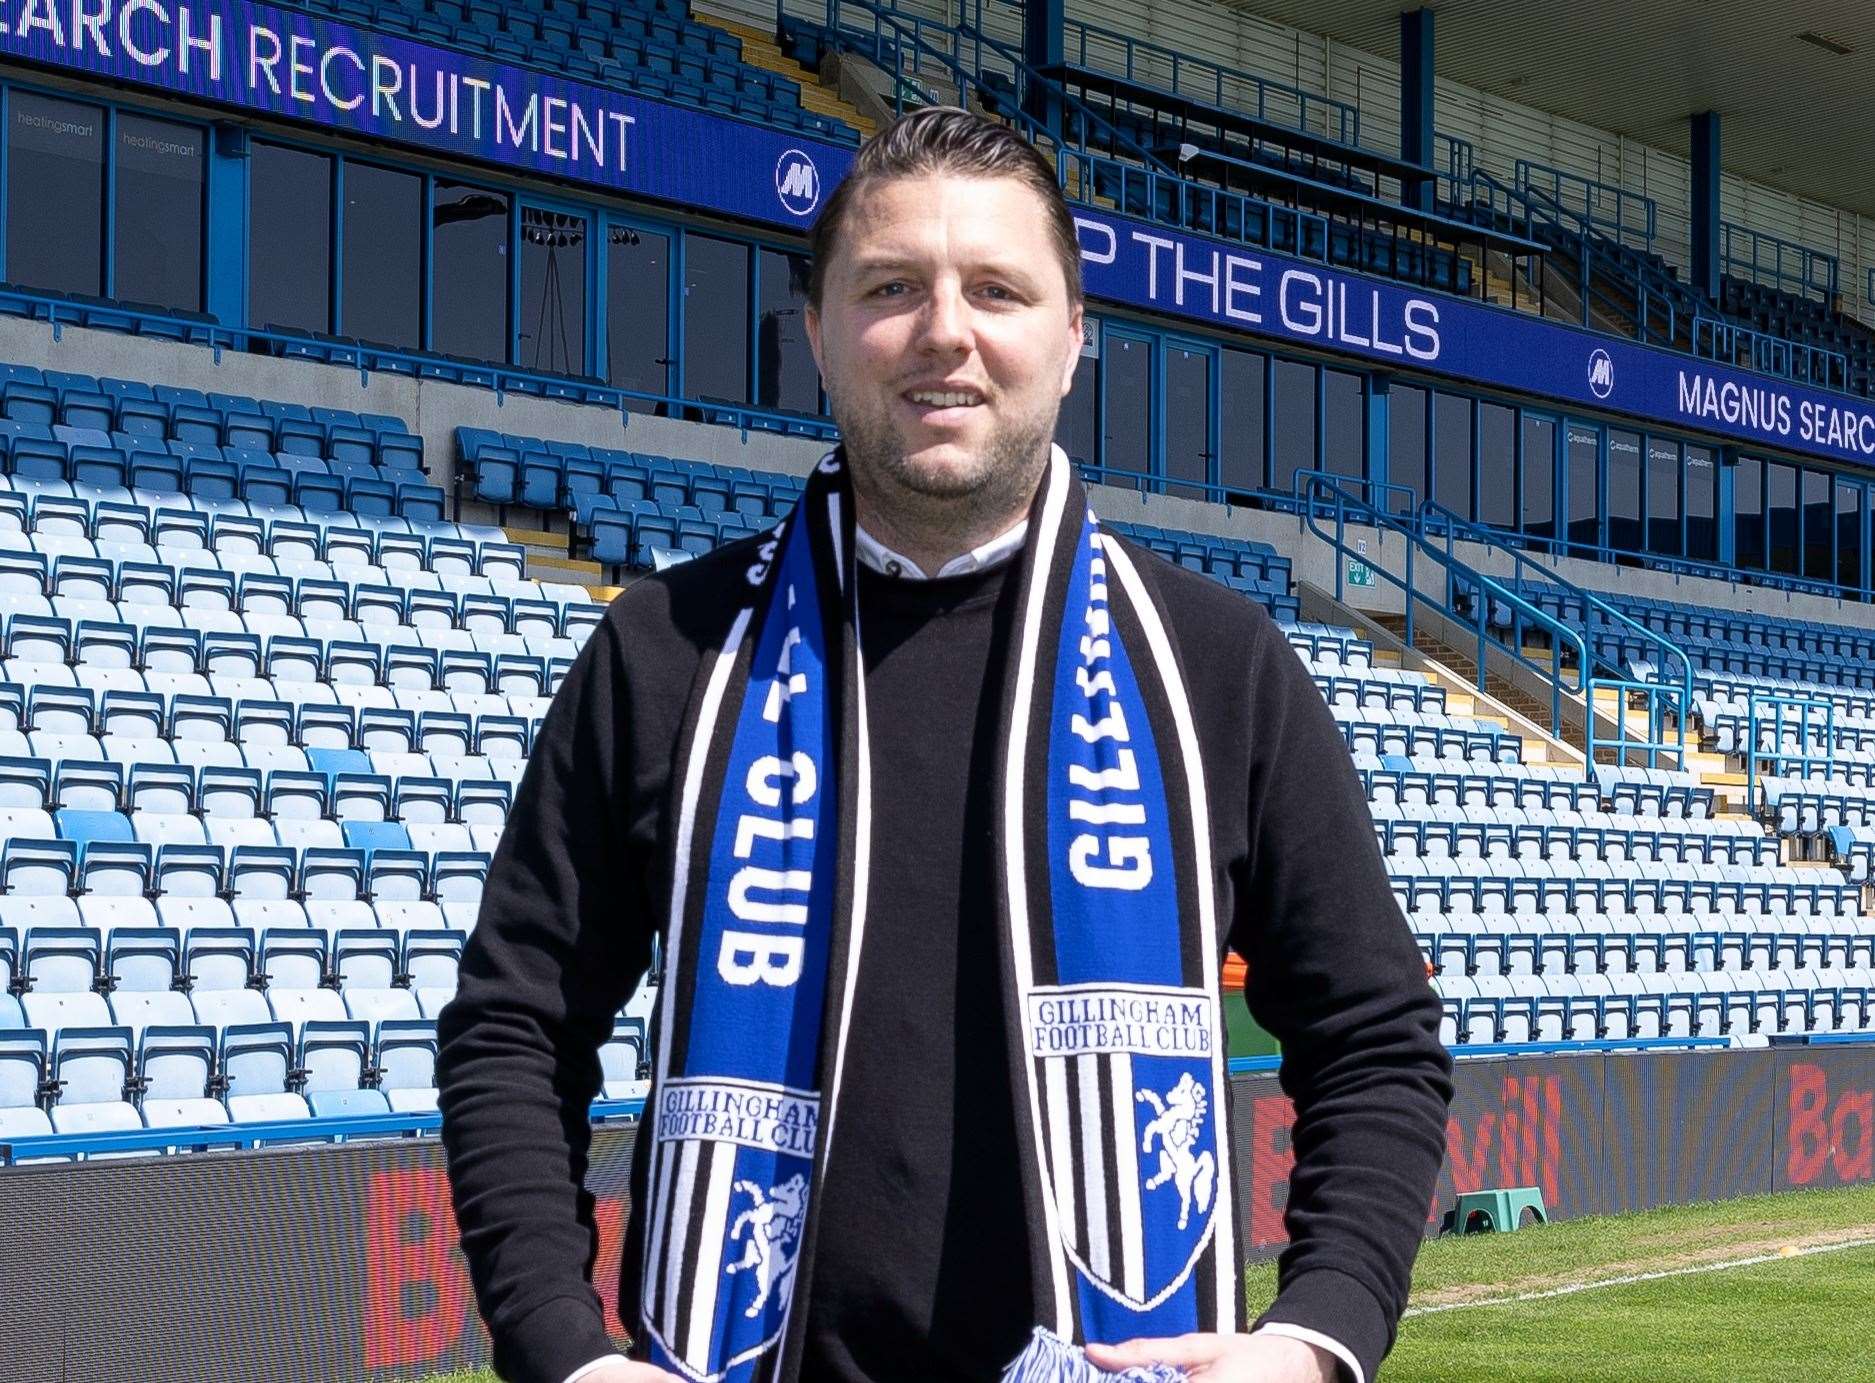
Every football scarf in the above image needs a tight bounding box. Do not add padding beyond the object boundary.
[641,445,1238,1382]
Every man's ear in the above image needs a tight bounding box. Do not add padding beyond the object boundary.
[805,304,824,379]
[1060,303,1085,398]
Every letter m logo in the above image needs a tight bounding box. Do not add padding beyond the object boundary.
[775,150,821,217]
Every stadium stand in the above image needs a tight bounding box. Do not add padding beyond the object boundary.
[0,0,1864,1180]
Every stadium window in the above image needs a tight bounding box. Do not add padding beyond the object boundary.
[1432,391,1473,520]
[1322,369,1364,480]
[1271,358,1317,496]
[1055,334,1097,469]
[1520,414,1556,542]
[1837,480,1865,593]
[1803,468,1832,583]
[1218,347,1266,500]
[518,207,588,377]
[1477,401,1515,528]
[431,180,511,364]
[1646,437,1681,558]
[113,113,203,312]
[1164,341,1213,500]
[342,161,422,351]
[1767,461,1798,574]
[248,141,331,334]
[1685,446,1717,562]
[1103,331,1152,479]
[1387,382,1428,514]
[606,222,671,409]
[1734,455,1765,570]
[682,234,751,408]
[6,91,104,297]
[757,247,819,416]
[1566,423,1600,553]
[1607,428,1642,554]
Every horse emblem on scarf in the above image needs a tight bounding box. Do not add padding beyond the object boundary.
[1137,1073,1216,1231]
[724,1173,806,1318]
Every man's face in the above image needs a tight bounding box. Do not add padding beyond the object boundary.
[805,173,1084,511]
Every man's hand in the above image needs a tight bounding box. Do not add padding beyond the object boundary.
[1084,1332,1338,1381]
[577,1362,684,1382]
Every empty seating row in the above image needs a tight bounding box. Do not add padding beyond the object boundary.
[1377,819,1778,868]
[0,576,595,647]
[1391,869,1859,919]
[0,758,512,826]
[0,1019,441,1142]
[0,418,436,503]
[1436,967,1875,1046]
[1417,924,1875,979]
[0,837,489,903]
[0,365,424,470]
[0,475,514,573]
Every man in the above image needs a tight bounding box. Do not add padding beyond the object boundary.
[438,107,1452,1383]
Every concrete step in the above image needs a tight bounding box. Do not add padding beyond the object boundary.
[701,17,878,138]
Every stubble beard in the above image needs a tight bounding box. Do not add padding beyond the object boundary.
[829,381,1059,551]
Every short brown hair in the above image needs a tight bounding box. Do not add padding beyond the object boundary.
[807,106,1083,312]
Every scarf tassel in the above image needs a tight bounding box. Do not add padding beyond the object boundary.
[998,1328,1188,1383]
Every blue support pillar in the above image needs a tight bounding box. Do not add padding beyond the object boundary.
[1691,111,1722,303]
[205,122,249,337]
[1367,374,1391,493]
[1400,8,1435,212]
[1022,0,1065,145]
[1717,449,1737,568]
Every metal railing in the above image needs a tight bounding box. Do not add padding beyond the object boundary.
[1059,16,1363,149]
[1514,158,1657,247]
[1692,315,1850,392]
[1722,221,1839,302]
[787,0,1336,264]
[1295,470,1694,772]
[1744,691,1837,814]
[1512,178,1681,344]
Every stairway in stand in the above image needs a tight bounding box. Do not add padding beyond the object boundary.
[697,16,879,140]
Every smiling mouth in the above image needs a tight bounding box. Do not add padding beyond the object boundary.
[900,387,990,408]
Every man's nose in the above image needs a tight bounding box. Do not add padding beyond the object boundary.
[917,283,973,354]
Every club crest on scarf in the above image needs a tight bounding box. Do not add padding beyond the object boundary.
[643,495,836,1383]
[1030,517,1223,1324]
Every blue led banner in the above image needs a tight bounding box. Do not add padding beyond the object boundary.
[4,0,1875,470]
[0,0,857,230]
[1070,207,1875,472]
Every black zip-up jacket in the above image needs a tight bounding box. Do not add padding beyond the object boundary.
[437,535,1453,1383]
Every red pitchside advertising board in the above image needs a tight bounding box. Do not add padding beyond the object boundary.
[0,1049,1867,1383]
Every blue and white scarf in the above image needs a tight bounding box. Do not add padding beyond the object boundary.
[641,447,1239,1382]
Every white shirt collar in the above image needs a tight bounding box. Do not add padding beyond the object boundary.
[854,516,1029,581]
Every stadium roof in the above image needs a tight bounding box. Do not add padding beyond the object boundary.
[1229,0,1875,219]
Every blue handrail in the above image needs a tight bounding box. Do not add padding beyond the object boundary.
[0,1096,647,1164]
[1059,16,1363,150]
[1514,158,1657,247]
[1721,221,1839,302]
[1510,177,1679,344]
[1293,468,1587,747]
[1692,315,1849,393]
[1417,497,1695,769]
[1296,470,1694,771]
[787,0,1335,266]
[1744,691,1836,813]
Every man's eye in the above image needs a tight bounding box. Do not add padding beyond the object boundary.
[871,281,908,297]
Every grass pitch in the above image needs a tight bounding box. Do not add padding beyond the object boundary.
[416,1184,1875,1382]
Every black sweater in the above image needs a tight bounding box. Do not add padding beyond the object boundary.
[436,537,1453,1383]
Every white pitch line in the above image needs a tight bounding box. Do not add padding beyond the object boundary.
[1404,1235,1875,1317]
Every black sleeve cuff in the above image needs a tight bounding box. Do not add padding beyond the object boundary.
[493,1293,621,1383]
[1254,1266,1392,1383]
